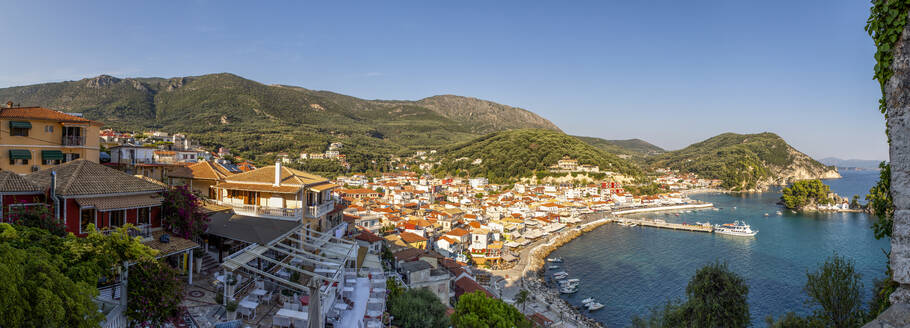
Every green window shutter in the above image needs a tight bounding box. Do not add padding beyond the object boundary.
[9,121,32,129]
[9,150,31,159]
[41,150,64,160]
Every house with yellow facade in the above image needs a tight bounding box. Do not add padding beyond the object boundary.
[0,103,102,174]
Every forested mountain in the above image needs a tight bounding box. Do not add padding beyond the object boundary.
[648,132,840,190]
[432,129,641,183]
[575,136,665,157]
[0,73,559,166]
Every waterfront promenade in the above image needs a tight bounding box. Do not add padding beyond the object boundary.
[615,218,714,233]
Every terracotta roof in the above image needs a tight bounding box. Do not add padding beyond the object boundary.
[309,183,338,192]
[169,160,233,181]
[214,182,300,193]
[0,171,42,193]
[393,248,425,262]
[225,165,327,186]
[447,228,469,237]
[355,230,383,243]
[25,160,165,196]
[454,276,494,299]
[0,106,100,124]
[400,231,427,243]
[76,194,163,211]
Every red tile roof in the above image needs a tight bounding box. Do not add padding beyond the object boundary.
[399,231,427,244]
[0,106,100,124]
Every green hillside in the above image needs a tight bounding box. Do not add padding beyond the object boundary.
[0,73,560,167]
[648,132,836,190]
[433,129,641,183]
[575,136,665,157]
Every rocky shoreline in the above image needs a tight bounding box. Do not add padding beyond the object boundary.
[517,215,612,328]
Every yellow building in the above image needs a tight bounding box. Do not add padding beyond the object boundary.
[0,103,103,174]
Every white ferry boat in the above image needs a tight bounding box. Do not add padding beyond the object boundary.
[714,220,757,237]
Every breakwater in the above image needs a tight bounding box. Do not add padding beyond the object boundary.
[613,203,713,215]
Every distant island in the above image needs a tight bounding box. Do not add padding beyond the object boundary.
[818,157,884,170]
[780,179,855,212]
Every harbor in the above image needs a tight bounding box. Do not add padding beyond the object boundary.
[614,218,714,233]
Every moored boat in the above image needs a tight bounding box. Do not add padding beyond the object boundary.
[587,302,604,311]
[547,257,563,263]
[714,220,757,237]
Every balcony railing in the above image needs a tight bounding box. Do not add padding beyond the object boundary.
[305,200,335,218]
[100,224,152,238]
[62,135,85,146]
[213,200,302,219]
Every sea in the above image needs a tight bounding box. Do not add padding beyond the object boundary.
[548,170,890,327]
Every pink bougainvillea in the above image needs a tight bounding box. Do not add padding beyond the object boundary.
[161,186,210,239]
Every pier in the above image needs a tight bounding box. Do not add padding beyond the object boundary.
[615,218,714,233]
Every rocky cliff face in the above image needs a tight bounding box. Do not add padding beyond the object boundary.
[758,147,841,188]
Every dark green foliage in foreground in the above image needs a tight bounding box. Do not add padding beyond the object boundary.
[451,290,532,328]
[865,162,897,318]
[433,129,641,184]
[781,179,833,210]
[765,254,866,328]
[649,132,832,191]
[631,262,750,328]
[387,288,448,328]
[867,162,893,239]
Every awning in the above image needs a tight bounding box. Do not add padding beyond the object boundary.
[309,183,338,192]
[9,121,31,129]
[9,150,31,160]
[76,194,163,211]
[41,150,64,161]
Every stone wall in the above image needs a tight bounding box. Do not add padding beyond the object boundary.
[886,11,910,305]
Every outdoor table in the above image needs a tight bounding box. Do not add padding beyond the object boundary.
[334,303,347,311]
[346,279,357,285]
[276,308,308,321]
[368,297,383,304]
[343,286,354,292]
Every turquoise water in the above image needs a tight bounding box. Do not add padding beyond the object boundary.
[549,171,890,327]
[823,169,881,204]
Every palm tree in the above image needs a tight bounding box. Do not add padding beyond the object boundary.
[515,289,530,313]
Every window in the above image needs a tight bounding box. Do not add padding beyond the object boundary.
[80,209,95,234]
[64,153,80,162]
[109,210,125,228]
[138,207,150,226]
[42,159,61,165]
[9,159,28,165]
[44,125,54,133]
[11,127,28,136]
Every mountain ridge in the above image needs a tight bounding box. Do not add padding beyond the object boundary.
[648,132,840,190]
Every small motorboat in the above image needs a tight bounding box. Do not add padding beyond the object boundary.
[547,258,563,263]
[587,302,604,311]
[776,211,783,215]
[764,213,769,217]
[560,287,578,294]
[582,297,595,304]
[548,265,560,270]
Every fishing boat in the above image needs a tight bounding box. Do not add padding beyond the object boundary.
[548,265,560,270]
[764,213,769,217]
[776,211,783,215]
[547,258,563,263]
[714,220,758,237]
[560,286,578,294]
[587,302,605,311]
[582,297,595,304]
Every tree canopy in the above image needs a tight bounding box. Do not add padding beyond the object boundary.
[781,179,833,210]
[632,262,750,328]
[387,288,448,328]
[451,290,532,328]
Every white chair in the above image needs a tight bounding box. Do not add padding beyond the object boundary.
[262,290,273,305]
[272,316,291,328]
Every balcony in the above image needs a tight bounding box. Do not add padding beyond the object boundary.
[305,200,335,218]
[62,135,85,146]
[213,200,302,220]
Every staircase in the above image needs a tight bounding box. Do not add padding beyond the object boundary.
[200,251,220,275]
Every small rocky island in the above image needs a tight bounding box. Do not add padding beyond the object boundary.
[780,179,856,212]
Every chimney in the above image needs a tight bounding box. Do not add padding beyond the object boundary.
[274,161,281,187]
[4,101,12,108]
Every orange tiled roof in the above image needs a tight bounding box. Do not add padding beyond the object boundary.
[169,160,234,180]
[399,231,427,243]
[225,165,326,186]
[0,106,100,124]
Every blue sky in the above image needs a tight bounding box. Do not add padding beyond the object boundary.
[0,1,887,160]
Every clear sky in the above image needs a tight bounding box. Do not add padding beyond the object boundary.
[0,0,887,160]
